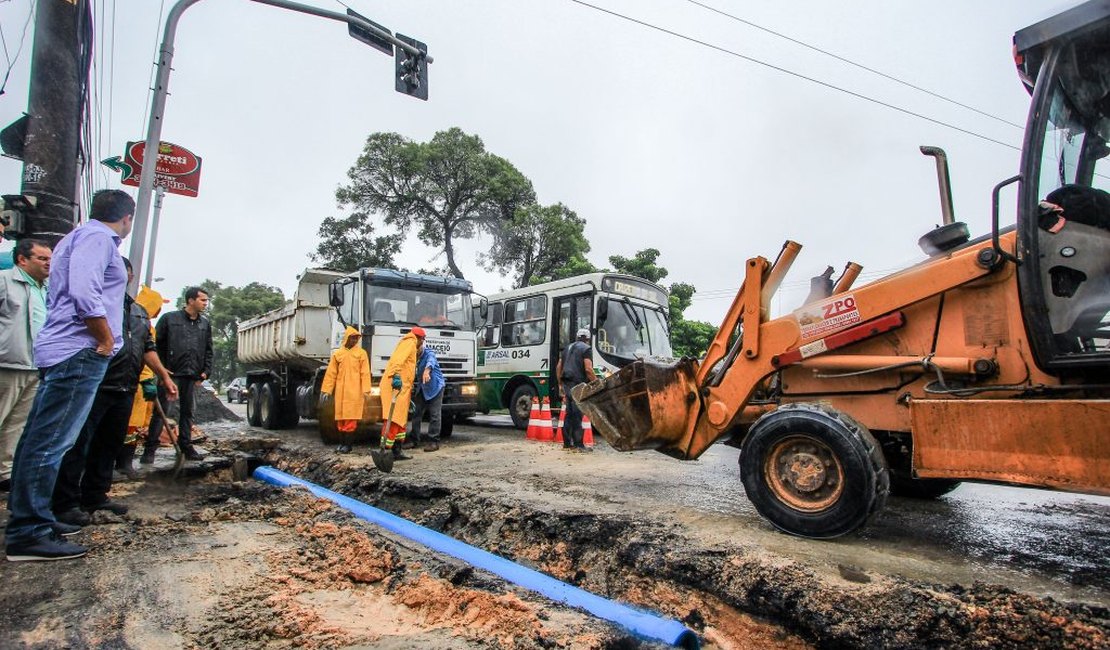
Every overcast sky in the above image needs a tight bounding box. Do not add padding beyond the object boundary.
[0,0,1077,323]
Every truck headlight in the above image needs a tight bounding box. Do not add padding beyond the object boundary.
[461,383,478,396]
[369,386,381,397]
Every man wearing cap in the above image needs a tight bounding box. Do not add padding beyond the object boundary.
[320,326,372,453]
[378,326,425,461]
[409,333,445,452]
[6,189,133,562]
[556,328,595,452]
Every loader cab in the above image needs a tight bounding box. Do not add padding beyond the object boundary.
[1015,1,1110,372]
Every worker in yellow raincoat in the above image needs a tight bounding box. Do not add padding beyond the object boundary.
[378,326,426,461]
[320,326,372,453]
[117,286,165,477]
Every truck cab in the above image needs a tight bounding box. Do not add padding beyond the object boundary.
[325,268,481,439]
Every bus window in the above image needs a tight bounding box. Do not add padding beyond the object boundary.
[503,296,546,347]
[480,303,503,349]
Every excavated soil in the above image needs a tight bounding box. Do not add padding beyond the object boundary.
[1,425,1107,649]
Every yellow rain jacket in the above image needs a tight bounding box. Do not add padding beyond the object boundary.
[128,286,165,434]
[379,331,420,426]
[321,326,372,421]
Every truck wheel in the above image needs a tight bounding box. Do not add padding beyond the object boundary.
[259,383,279,430]
[739,403,889,539]
[440,415,454,439]
[889,473,961,499]
[508,384,536,430]
[246,385,262,427]
[277,397,300,429]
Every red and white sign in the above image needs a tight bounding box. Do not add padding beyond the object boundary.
[120,141,202,197]
[794,293,862,339]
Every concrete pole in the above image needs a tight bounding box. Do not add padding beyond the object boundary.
[143,185,166,286]
[21,0,85,243]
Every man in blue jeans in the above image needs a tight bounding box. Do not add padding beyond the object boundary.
[409,337,445,452]
[5,189,134,562]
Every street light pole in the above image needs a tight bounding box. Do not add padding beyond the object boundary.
[126,0,431,294]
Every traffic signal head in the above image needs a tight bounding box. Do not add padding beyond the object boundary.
[395,34,429,101]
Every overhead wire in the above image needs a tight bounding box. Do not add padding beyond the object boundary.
[682,0,1025,130]
[0,0,34,97]
[566,0,1021,151]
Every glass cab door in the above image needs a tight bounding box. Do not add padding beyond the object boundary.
[1017,34,1110,371]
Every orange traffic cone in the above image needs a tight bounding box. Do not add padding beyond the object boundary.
[582,414,594,447]
[525,397,543,440]
[538,397,555,441]
[553,405,566,444]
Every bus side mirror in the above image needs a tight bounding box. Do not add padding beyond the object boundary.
[597,298,608,322]
[479,297,489,320]
[329,284,344,307]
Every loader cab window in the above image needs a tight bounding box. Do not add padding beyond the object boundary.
[1020,37,1110,367]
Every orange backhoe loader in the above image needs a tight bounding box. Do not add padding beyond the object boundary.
[575,1,1110,538]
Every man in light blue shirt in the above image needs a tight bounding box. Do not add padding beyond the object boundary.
[5,189,134,562]
[0,239,51,491]
[410,339,446,452]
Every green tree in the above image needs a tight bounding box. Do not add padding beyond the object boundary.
[482,203,592,288]
[175,281,286,386]
[336,128,536,279]
[608,248,668,284]
[607,249,718,358]
[311,214,402,272]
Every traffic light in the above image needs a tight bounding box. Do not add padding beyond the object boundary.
[395,34,429,101]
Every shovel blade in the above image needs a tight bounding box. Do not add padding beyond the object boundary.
[370,448,394,473]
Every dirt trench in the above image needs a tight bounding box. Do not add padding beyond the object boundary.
[273,446,1109,650]
[2,431,1107,649]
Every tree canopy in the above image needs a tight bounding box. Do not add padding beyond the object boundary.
[335,128,536,279]
[311,214,402,273]
[609,248,669,284]
[174,281,286,385]
[482,202,592,288]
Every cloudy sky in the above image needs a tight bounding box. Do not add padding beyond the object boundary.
[0,0,1076,323]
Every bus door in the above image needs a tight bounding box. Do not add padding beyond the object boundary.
[550,293,593,403]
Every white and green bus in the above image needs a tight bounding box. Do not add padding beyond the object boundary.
[475,273,674,428]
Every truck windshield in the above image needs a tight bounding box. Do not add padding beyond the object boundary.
[365,285,474,330]
[596,300,673,362]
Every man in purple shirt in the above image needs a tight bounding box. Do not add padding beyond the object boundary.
[5,189,133,562]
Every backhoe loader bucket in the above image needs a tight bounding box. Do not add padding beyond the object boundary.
[573,357,699,452]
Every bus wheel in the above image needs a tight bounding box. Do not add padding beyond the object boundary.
[740,403,889,539]
[508,384,536,430]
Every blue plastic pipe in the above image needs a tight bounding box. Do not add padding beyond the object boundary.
[253,466,699,649]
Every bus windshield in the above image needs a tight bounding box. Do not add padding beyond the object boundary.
[596,298,672,362]
[365,285,474,330]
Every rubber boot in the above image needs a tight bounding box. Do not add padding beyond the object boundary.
[116,444,139,479]
[139,445,158,465]
[392,446,412,461]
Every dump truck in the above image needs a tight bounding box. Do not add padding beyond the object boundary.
[238,267,481,442]
[576,0,1110,538]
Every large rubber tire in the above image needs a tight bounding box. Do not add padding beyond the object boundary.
[276,396,300,429]
[258,383,279,430]
[889,473,962,499]
[440,415,454,439]
[740,403,890,539]
[246,385,262,427]
[508,383,537,430]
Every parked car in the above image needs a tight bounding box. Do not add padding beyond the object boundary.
[226,377,248,403]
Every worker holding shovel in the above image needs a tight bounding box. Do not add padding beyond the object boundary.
[372,326,425,471]
[320,327,373,453]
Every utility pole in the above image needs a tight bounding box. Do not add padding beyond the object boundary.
[18,0,86,243]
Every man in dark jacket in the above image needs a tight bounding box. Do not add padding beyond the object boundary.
[53,259,176,525]
[140,286,212,463]
[556,328,595,452]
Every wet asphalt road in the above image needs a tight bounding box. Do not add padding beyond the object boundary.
[224,401,1110,606]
